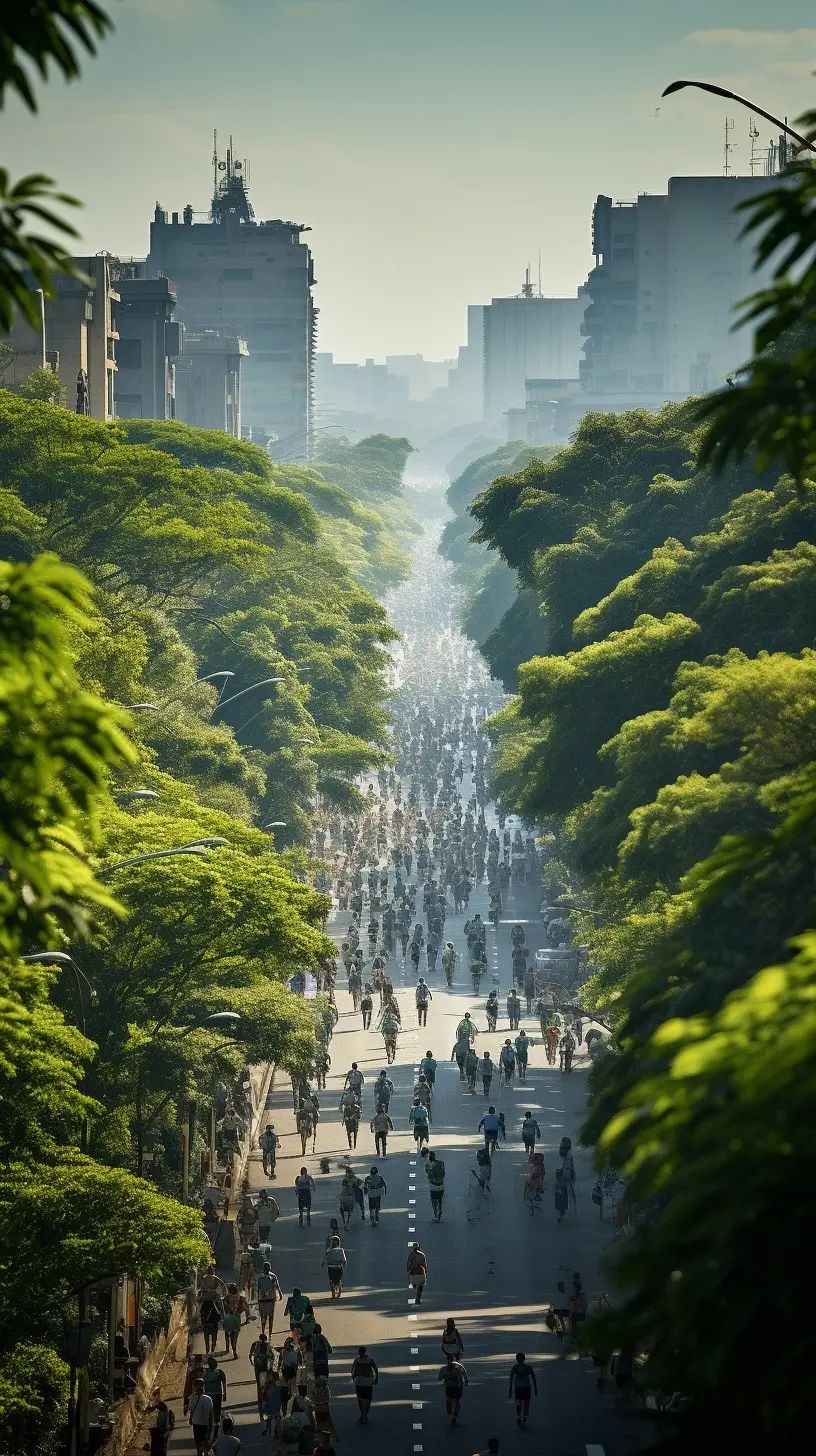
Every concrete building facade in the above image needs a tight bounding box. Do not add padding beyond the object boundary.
[482,279,587,423]
[2,255,119,419]
[175,331,247,439]
[113,267,180,420]
[146,144,316,456]
[581,176,773,398]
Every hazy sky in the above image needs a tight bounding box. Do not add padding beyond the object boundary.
[6,1,816,359]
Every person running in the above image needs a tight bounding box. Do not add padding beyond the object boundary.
[415,977,432,1027]
[363,1167,387,1225]
[407,1242,428,1305]
[381,1008,399,1063]
[420,1050,437,1089]
[438,1353,469,1426]
[294,1168,316,1227]
[508,1352,537,1427]
[485,990,498,1032]
[464,1044,478,1091]
[452,1025,471,1080]
[506,989,521,1030]
[441,1318,464,1360]
[521,1111,542,1155]
[321,1236,347,1299]
[256,1189,279,1246]
[256,1262,282,1335]
[350,1347,378,1424]
[479,1051,494,1097]
[425,1150,445,1221]
[370,1105,393,1156]
[478,1105,501,1156]
[408,1098,430,1150]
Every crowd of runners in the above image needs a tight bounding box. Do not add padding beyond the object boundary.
[172,541,621,1456]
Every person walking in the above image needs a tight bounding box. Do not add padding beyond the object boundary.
[256,1189,280,1245]
[188,1379,213,1456]
[407,1242,428,1305]
[479,1051,494,1097]
[256,1263,282,1336]
[554,1168,569,1223]
[499,1039,516,1086]
[350,1346,379,1423]
[202,1356,226,1435]
[408,1097,430,1150]
[360,984,373,1030]
[464,1044,478,1091]
[508,1353,537,1427]
[260,1125,280,1179]
[441,1318,464,1361]
[370,1106,393,1156]
[438,1353,468,1426]
[222,1283,249,1358]
[295,1167,316,1227]
[425,1150,445,1221]
[514,1030,531,1081]
[415,977,432,1027]
[310,1324,333,1381]
[363,1167,387,1225]
[559,1136,577,1208]
[420,1050,437,1089]
[521,1111,542,1156]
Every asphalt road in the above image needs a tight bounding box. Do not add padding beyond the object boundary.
[197,864,644,1456]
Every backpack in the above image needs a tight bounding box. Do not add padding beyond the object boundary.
[427,1159,445,1186]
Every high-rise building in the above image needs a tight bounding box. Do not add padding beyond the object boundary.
[1,255,119,419]
[146,139,316,456]
[581,176,774,398]
[482,275,587,423]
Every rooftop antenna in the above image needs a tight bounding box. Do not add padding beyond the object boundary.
[212,129,218,195]
[538,249,542,298]
[748,115,761,175]
[723,115,734,176]
[521,265,534,299]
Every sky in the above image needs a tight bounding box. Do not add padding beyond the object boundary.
[5,0,816,360]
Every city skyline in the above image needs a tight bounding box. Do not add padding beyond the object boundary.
[5,0,816,359]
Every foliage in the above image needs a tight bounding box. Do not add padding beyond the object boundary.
[17,365,67,405]
[0,1342,69,1456]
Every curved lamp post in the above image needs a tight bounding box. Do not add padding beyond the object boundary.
[210,678,284,716]
[662,81,816,153]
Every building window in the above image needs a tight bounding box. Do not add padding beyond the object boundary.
[116,393,144,418]
[117,338,142,369]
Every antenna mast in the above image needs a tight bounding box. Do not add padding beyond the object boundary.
[748,115,761,175]
[212,129,218,195]
[723,116,734,176]
[538,249,542,297]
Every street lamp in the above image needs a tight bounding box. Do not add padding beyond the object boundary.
[661,81,816,154]
[125,702,160,712]
[116,789,159,802]
[34,287,46,367]
[210,677,284,716]
[161,671,236,708]
[97,845,208,878]
[263,821,287,829]
[296,737,315,745]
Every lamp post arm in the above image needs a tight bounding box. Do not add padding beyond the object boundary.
[662,81,816,152]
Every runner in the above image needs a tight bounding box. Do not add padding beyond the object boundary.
[321,1236,347,1299]
[408,1097,430,1150]
[363,1166,387,1225]
[294,1167,316,1228]
[438,1353,469,1426]
[415,976,432,1026]
[350,1346,379,1424]
[370,1105,393,1156]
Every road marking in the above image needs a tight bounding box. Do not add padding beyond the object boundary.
[411,1382,421,1390]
